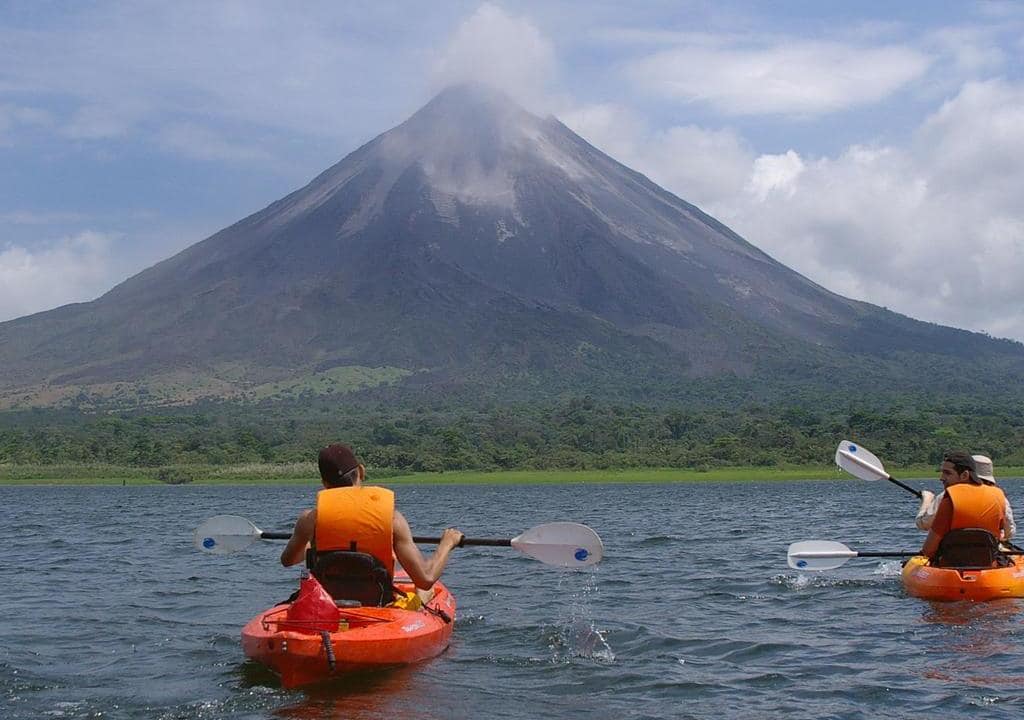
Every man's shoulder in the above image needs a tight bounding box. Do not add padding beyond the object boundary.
[296,508,316,529]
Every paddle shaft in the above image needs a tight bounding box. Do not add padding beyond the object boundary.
[856,551,916,558]
[259,530,510,547]
[415,536,511,547]
[885,475,923,499]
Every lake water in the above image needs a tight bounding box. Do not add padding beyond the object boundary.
[3,479,1024,719]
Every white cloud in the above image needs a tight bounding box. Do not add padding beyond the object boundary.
[0,210,86,225]
[0,232,120,321]
[915,79,1024,204]
[430,3,558,112]
[62,102,144,140]
[0,3,428,146]
[157,122,273,163]
[925,27,1006,76]
[747,151,804,202]
[731,101,1024,341]
[626,39,932,116]
[561,103,753,209]
[561,77,1024,342]
[0,102,51,143]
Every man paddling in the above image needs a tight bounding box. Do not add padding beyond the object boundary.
[920,451,1010,560]
[916,453,1016,541]
[280,443,464,599]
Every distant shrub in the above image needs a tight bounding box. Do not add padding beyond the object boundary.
[156,467,194,484]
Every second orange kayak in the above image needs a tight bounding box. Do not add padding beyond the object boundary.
[902,554,1024,602]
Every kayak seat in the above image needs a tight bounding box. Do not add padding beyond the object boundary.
[933,528,1011,569]
[306,549,394,607]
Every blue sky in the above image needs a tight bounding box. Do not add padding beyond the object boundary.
[2,1,1023,340]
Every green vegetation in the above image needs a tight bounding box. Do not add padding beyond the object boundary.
[4,464,1022,486]
[1,394,1022,484]
[244,366,413,402]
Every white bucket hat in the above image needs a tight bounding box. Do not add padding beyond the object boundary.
[973,454,996,484]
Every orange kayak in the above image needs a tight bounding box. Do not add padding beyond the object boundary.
[902,555,1024,602]
[241,577,456,688]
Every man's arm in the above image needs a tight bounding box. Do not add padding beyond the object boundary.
[1003,499,1016,541]
[921,494,954,558]
[280,509,315,567]
[915,490,939,531]
[392,510,462,590]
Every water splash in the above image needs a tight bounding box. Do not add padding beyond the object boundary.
[549,570,615,663]
[872,560,903,577]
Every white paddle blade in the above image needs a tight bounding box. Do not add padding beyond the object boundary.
[511,522,603,567]
[835,441,888,482]
[787,540,856,571]
[194,515,263,554]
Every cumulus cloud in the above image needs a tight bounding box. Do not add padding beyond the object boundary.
[0,232,120,321]
[562,104,753,210]
[430,3,558,112]
[626,39,932,116]
[747,151,804,202]
[563,77,1024,341]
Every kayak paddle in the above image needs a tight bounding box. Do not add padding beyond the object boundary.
[787,540,917,571]
[834,440,922,498]
[788,539,1024,571]
[194,515,604,567]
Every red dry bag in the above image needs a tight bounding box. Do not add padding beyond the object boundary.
[282,574,341,632]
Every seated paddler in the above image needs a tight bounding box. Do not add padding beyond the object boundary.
[280,443,464,605]
[920,451,1010,567]
[916,453,1016,545]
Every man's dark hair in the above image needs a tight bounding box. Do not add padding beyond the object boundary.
[943,451,979,483]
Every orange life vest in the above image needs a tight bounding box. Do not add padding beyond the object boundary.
[313,486,395,577]
[947,482,1006,537]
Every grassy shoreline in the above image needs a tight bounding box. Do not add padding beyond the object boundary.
[3,463,1022,486]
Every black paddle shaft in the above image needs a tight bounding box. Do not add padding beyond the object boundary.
[856,550,1024,558]
[258,531,512,547]
[856,551,917,558]
[413,536,512,547]
[885,474,923,499]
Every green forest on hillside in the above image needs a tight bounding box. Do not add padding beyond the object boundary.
[2,395,1022,474]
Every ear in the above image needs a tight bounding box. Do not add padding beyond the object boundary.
[355,464,366,485]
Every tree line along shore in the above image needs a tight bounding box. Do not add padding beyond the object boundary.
[2,396,1021,484]
[2,464,1023,486]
